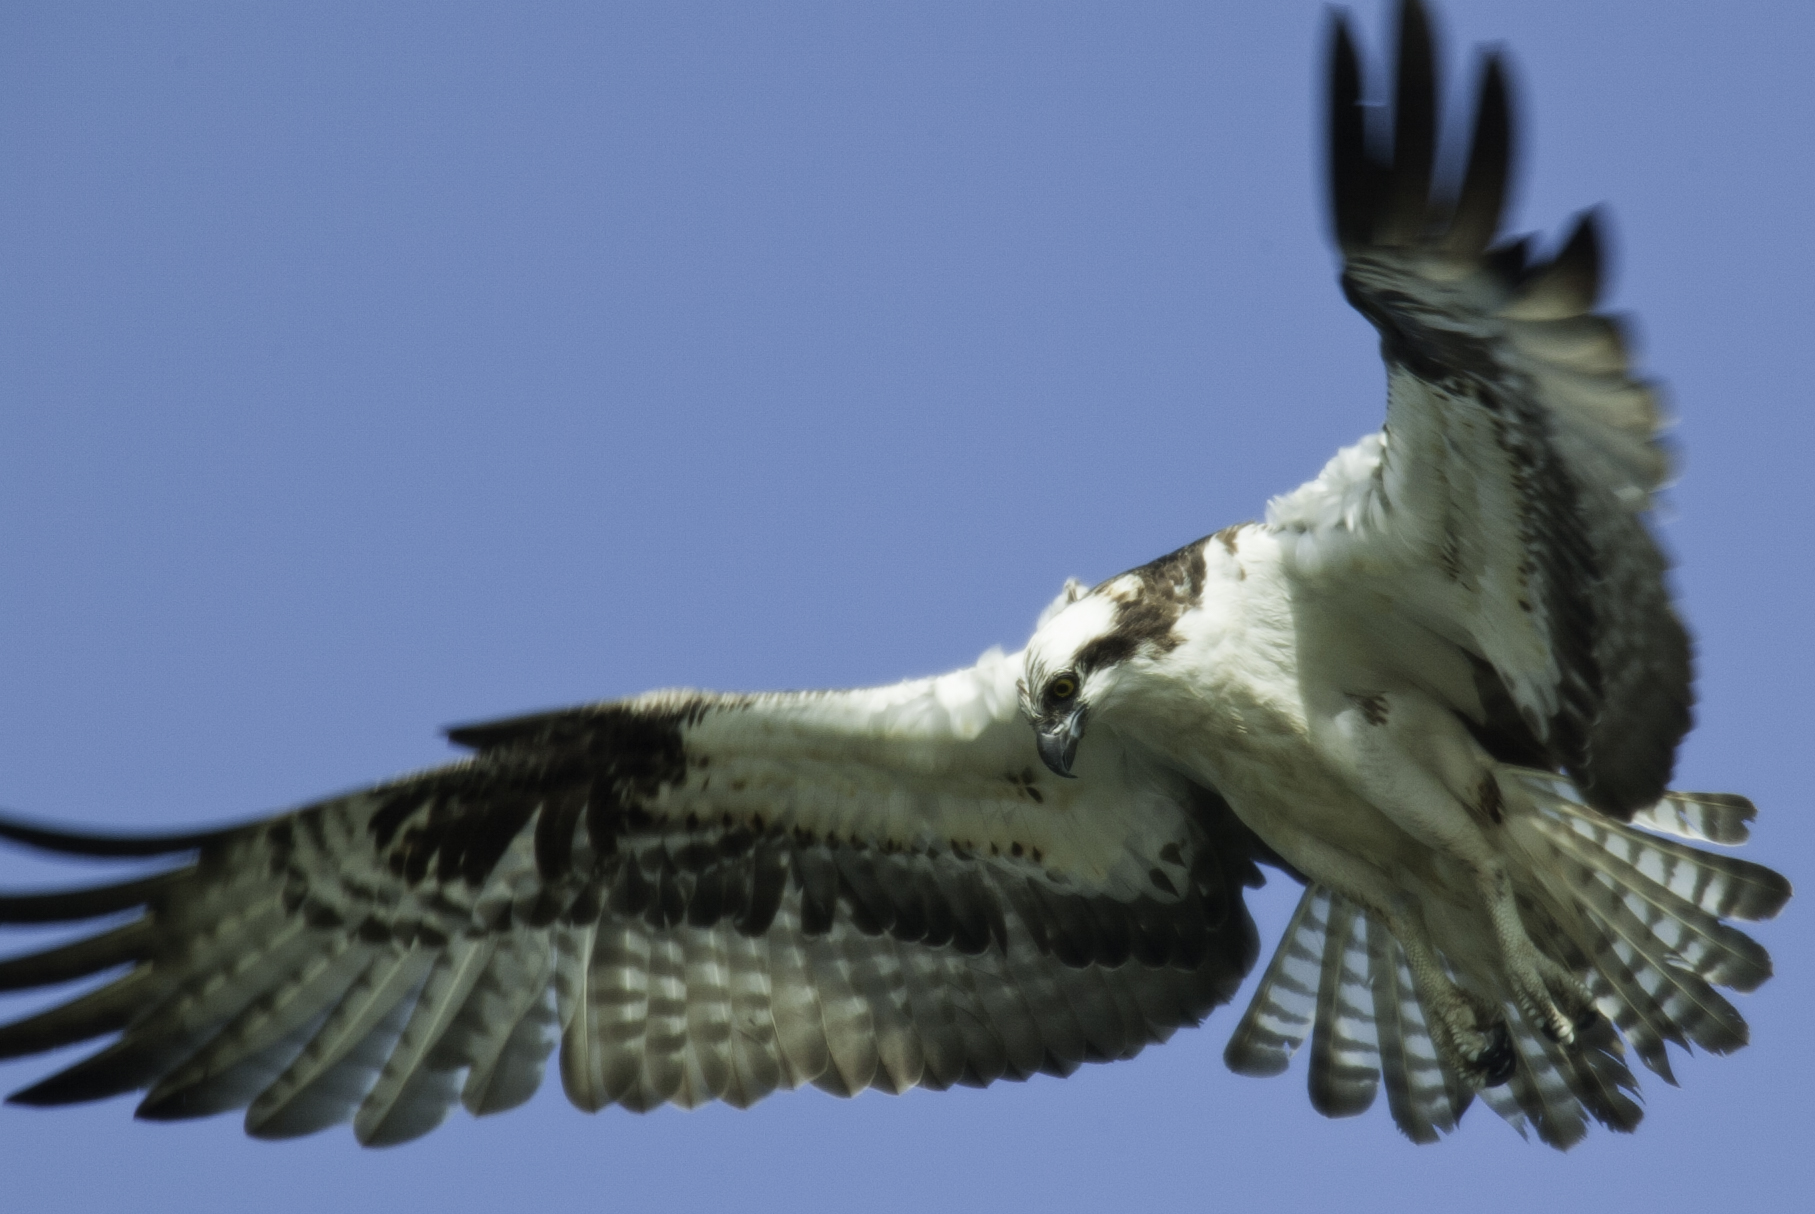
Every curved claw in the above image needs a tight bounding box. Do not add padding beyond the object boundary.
[1476,1021,1517,1087]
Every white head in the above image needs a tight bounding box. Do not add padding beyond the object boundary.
[1019,541,1207,777]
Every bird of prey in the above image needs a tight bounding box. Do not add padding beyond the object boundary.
[0,0,1788,1150]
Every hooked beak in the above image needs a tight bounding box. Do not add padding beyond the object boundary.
[1034,710,1086,779]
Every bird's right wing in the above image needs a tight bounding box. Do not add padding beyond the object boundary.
[1267,0,1688,815]
[0,645,1267,1145]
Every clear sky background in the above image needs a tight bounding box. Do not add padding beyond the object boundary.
[1,2,1809,1210]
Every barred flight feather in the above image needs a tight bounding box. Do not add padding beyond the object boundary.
[353,937,498,1144]
[135,935,376,1119]
[455,937,556,1117]
[245,949,435,1139]
[633,933,688,1110]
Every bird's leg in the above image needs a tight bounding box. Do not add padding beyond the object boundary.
[1319,692,1597,1048]
[1475,856,1598,1043]
[1385,893,1515,1085]
[1257,826,1516,1085]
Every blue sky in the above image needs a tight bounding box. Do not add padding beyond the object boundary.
[1,3,1809,1210]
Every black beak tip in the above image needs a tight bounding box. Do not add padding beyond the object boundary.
[1035,727,1080,779]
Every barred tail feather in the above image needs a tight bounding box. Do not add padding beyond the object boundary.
[1231,885,1479,1144]
[1631,791,1759,846]
[1490,774,1778,1139]
[1508,773,1785,1059]
[1528,816,1773,992]
[1368,920,1467,1142]
[1306,894,1379,1118]
[1575,881,1749,1055]
[1223,887,1327,1077]
[1577,936,1683,1083]
[1554,1016,1643,1135]
[1511,774,1790,922]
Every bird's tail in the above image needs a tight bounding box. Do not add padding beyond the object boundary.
[1222,776,1789,1149]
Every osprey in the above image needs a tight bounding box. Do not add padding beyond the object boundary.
[0,0,1788,1150]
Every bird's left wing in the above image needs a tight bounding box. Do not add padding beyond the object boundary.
[0,647,1265,1145]
[1267,0,1688,815]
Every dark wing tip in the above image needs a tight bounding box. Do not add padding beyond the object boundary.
[1326,0,1439,251]
[4,1061,128,1107]
[444,708,562,752]
[1556,206,1606,303]
[6,1082,65,1107]
[1484,233,1532,284]
[1325,6,1372,250]
[1384,0,1438,243]
[444,721,508,751]
[0,809,229,858]
[1328,0,1523,262]
[444,700,642,752]
[1505,206,1606,318]
[0,871,179,926]
[1444,49,1513,258]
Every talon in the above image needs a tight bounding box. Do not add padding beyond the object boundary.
[1476,1021,1516,1086]
[1569,1004,1613,1049]
[1537,1007,1574,1046]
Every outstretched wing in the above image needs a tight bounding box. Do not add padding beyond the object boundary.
[1266,0,1689,815]
[0,647,1266,1145]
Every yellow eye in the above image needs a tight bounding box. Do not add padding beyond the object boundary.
[1049,675,1079,701]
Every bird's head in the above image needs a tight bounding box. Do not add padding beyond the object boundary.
[1018,581,1140,779]
[1019,543,1207,777]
